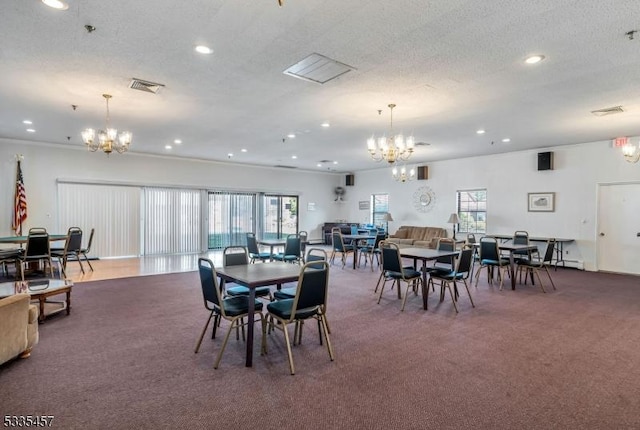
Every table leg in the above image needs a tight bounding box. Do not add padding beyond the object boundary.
[421,259,428,310]
[510,252,516,290]
[66,290,71,315]
[245,287,256,367]
[353,247,358,269]
[39,297,45,323]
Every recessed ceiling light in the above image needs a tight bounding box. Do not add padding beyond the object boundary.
[241,148,247,153]
[525,55,545,64]
[26,129,36,133]
[291,155,297,159]
[42,0,69,10]
[227,153,233,157]
[476,129,485,135]
[287,133,296,139]
[333,161,338,165]
[317,163,322,167]
[173,139,182,144]
[165,145,172,150]
[321,122,330,128]
[195,45,213,54]
[502,138,511,143]
[22,120,32,125]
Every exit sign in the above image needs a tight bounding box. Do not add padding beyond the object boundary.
[614,137,628,147]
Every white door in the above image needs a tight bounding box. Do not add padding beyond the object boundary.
[597,182,640,275]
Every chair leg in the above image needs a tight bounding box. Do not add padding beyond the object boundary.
[377,278,390,304]
[82,253,94,271]
[282,321,296,375]
[214,316,238,369]
[446,282,459,313]
[320,313,334,362]
[374,271,385,293]
[544,267,556,290]
[534,269,546,293]
[195,311,214,353]
[463,280,475,308]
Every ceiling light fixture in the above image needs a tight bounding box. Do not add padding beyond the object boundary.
[287,133,296,138]
[241,148,247,153]
[476,129,486,135]
[26,129,36,133]
[502,138,511,143]
[23,120,32,125]
[195,45,213,54]
[525,55,545,64]
[391,165,415,183]
[367,103,415,165]
[621,139,640,163]
[165,145,172,150]
[41,0,69,10]
[174,139,182,144]
[321,122,330,128]
[81,94,132,155]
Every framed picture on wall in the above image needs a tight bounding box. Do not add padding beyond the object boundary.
[528,192,555,212]
[359,200,370,210]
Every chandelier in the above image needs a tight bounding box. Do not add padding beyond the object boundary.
[392,165,415,182]
[622,139,640,163]
[367,103,415,164]
[81,94,132,155]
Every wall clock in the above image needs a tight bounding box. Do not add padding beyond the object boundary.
[413,186,436,213]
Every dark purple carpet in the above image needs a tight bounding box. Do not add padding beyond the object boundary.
[1,266,639,429]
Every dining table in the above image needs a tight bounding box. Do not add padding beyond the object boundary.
[215,262,302,367]
[0,234,67,244]
[497,243,539,290]
[342,234,376,269]
[399,247,460,310]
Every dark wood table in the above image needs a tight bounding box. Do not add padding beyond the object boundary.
[497,243,539,290]
[342,234,375,269]
[215,262,302,367]
[399,247,460,310]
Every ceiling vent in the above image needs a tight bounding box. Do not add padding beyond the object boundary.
[129,78,165,94]
[591,106,624,116]
[283,53,355,84]
[274,165,298,169]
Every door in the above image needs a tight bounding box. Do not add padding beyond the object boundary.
[597,182,640,275]
[263,195,298,239]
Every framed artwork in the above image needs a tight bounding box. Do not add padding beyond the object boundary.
[358,201,370,210]
[528,192,555,212]
[307,202,316,211]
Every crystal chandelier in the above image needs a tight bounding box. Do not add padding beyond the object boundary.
[81,94,132,155]
[621,139,640,163]
[392,165,415,182]
[367,103,415,164]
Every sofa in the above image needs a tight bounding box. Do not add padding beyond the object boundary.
[0,293,39,365]
[386,225,448,249]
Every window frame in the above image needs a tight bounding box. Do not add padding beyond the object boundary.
[456,188,487,234]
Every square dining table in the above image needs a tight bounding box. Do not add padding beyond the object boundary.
[215,262,302,367]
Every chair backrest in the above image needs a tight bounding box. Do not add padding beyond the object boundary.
[455,247,474,279]
[331,229,346,252]
[65,227,83,254]
[306,248,327,269]
[223,246,249,266]
[25,228,50,257]
[466,233,476,245]
[283,236,301,256]
[542,238,556,263]
[198,258,223,313]
[350,225,359,235]
[298,231,308,254]
[478,236,499,261]
[84,228,95,252]
[289,260,330,321]
[435,238,456,265]
[246,233,260,255]
[513,231,529,245]
[379,240,403,273]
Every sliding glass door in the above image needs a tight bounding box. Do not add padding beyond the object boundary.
[262,194,298,239]
[207,192,256,249]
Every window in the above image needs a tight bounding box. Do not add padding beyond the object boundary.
[371,193,389,230]
[457,189,487,233]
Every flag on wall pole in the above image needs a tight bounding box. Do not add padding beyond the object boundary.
[12,157,28,236]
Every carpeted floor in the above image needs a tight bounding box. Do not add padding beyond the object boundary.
[1,265,639,429]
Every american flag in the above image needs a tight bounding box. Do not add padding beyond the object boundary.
[12,160,27,236]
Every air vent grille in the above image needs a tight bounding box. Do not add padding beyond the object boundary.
[283,53,355,84]
[591,106,624,116]
[129,78,165,94]
[273,165,298,169]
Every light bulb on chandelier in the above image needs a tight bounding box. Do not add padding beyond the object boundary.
[392,165,415,182]
[81,94,132,155]
[367,103,415,164]
[621,139,640,163]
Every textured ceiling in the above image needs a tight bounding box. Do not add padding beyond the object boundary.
[1,0,640,173]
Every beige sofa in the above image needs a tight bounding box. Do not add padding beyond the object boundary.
[386,225,448,249]
[0,294,39,365]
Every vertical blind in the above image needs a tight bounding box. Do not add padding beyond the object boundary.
[208,191,255,249]
[57,183,141,258]
[144,187,201,255]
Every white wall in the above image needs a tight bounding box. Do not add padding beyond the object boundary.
[0,139,343,245]
[343,139,640,271]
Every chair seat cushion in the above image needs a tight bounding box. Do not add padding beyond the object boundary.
[517,259,544,268]
[388,268,421,279]
[267,299,318,320]
[273,287,296,300]
[250,252,272,260]
[273,254,299,261]
[225,285,271,297]
[481,258,510,266]
[219,296,263,317]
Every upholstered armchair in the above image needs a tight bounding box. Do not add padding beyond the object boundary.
[0,293,39,365]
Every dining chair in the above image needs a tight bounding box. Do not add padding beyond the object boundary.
[425,238,456,280]
[298,230,308,261]
[517,238,557,293]
[74,228,95,271]
[246,232,271,263]
[222,246,272,300]
[18,228,55,281]
[51,227,84,277]
[0,248,22,278]
[357,229,380,270]
[474,236,510,289]
[273,248,327,301]
[376,241,423,311]
[429,246,475,313]
[272,235,302,264]
[329,228,354,269]
[262,260,333,375]
[195,258,265,369]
